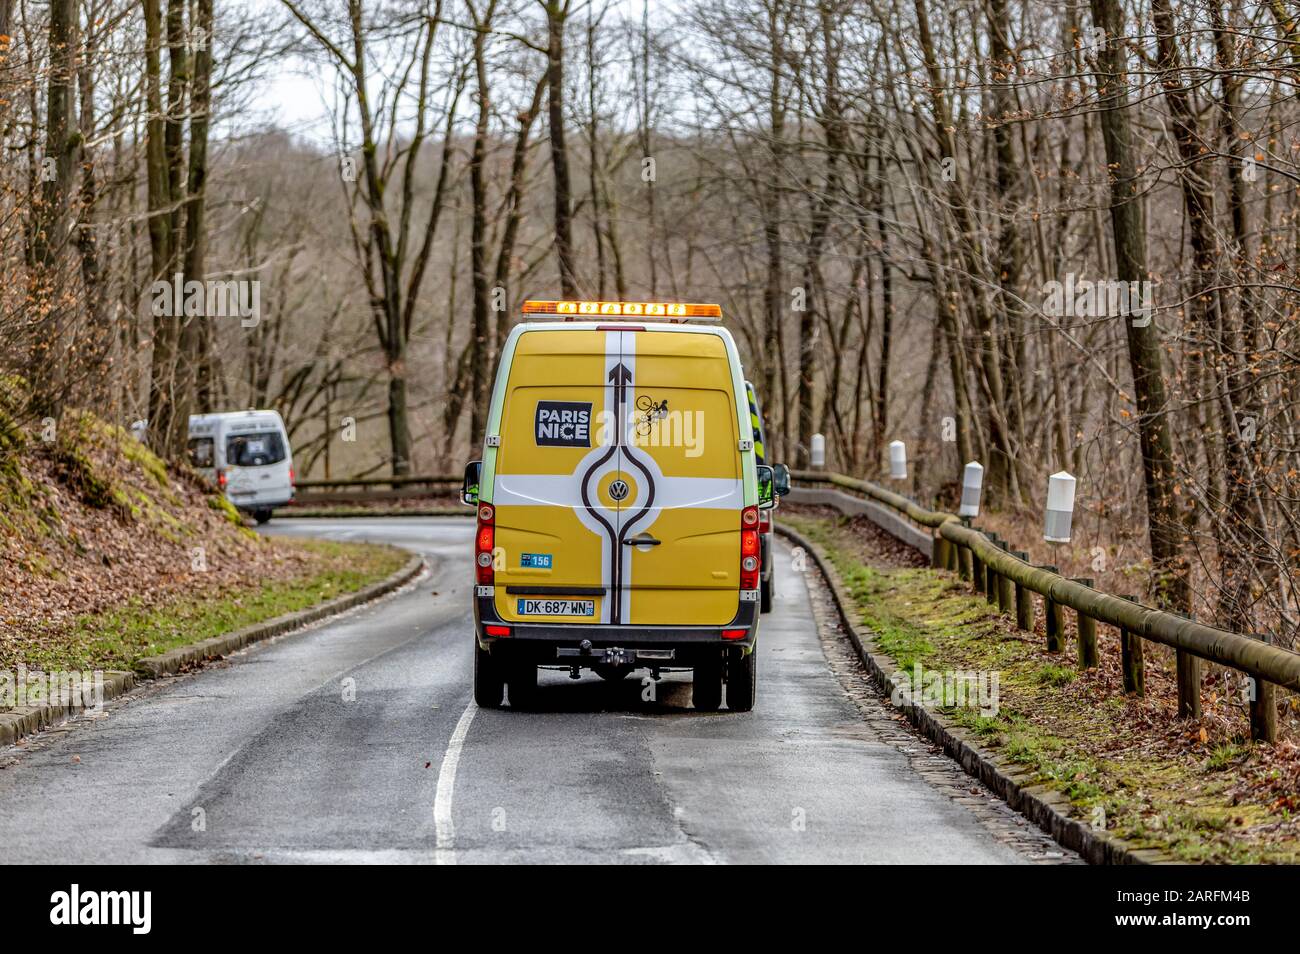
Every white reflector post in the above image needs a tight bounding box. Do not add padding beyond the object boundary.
[810,433,825,469]
[889,440,907,480]
[959,461,984,517]
[1044,471,1076,543]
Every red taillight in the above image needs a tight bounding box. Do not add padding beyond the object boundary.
[722,629,747,640]
[476,503,495,585]
[759,512,771,532]
[289,467,295,486]
[740,505,760,590]
[485,624,511,637]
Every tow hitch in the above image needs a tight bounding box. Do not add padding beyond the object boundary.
[556,641,674,676]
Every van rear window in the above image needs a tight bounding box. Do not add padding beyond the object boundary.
[227,432,286,467]
[188,437,214,468]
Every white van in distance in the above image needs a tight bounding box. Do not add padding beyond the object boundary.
[188,409,295,524]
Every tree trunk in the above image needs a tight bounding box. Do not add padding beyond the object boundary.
[793,0,845,469]
[1089,0,1189,611]
[760,0,787,459]
[543,0,577,297]
[1209,0,1270,631]
[468,0,498,444]
[586,10,605,298]
[175,0,213,442]
[76,15,110,410]
[913,0,993,479]
[144,0,177,452]
[988,0,1027,503]
[870,129,892,473]
[29,0,77,419]
[191,0,216,415]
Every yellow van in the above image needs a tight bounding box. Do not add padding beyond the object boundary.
[462,300,789,712]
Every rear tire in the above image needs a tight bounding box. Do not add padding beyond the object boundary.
[253,509,273,525]
[473,643,504,708]
[506,660,539,710]
[692,657,723,712]
[760,575,773,613]
[727,647,757,712]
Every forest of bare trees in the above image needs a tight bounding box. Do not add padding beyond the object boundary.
[3,0,1300,641]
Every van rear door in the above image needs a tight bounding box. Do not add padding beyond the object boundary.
[224,426,291,504]
[492,329,624,624]
[617,331,742,626]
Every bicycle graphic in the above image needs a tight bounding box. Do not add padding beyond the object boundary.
[635,395,669,436]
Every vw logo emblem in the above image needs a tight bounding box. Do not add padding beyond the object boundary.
[608,479,630,501]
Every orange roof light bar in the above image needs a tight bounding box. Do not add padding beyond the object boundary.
[521,300,722,322]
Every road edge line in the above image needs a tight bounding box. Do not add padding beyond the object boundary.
[0,552,425,749]
[777,522,1174,866]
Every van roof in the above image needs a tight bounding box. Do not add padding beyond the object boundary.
[513,320,730,337]
[188,409,285,427]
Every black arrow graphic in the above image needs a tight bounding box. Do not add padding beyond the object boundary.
[608,362,632,446]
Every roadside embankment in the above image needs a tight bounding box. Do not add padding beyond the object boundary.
[783,505,1300,863]
[0,381,411,698]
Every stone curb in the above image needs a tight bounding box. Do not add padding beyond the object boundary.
[0,671,137,747]
[1,552,424,747]
[777,522,1176,866]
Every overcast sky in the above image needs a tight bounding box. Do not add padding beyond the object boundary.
[239,0,662,146]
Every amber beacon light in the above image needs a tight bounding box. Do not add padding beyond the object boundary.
[521,300,723,321]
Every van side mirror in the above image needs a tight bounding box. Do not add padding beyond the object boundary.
[772,463,791,498]
[756,464,776,510]
[461,460,482,506]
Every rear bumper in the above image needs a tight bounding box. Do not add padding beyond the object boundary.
[474,589,758,661]
[231,497,293,512]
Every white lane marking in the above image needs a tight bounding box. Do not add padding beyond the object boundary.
[433,700,477,865]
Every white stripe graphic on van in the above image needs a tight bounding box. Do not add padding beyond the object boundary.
[570,331,627,622]
[601,331,637,622]
[494,475,741,510]
[617,336,657,623]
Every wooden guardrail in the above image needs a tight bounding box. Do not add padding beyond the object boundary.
[290,474,460,505]
[294,475,460,490]
[791,469,1292,743]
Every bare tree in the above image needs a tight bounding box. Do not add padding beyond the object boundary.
[282,0,463,475]
[1088,0,1188,611]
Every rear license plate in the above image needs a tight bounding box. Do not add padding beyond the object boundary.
[516,598,594,617]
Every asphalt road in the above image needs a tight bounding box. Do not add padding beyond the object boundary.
[0,518,1070,864]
